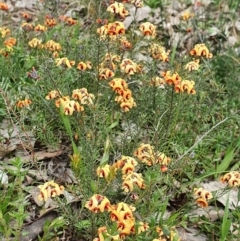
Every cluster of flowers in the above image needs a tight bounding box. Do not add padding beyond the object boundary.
[161,71,196,94]
[99,53,120,80]
[16,98,32,108]
[97,144,170,192]
[45,88,95,115]
[149,43,212,94]
[109,78,136,112]
[181,11,194,21]
[194,187,213,208]
[149,43,170,62]
[37,180,64,202]
[0,26,17,56]
[220,171,240,187]
[85,195,136,239]
[190,43,213,59]
[0,2,8,11]
[107,1,129,19]
[97,0,155,40]
[0,26,10,38]
[20,13,78,32]
[96,1,159,113]
[28,38,61,51]
[97,155,145,193]
[134,143,171,172]
[85,194,179,241]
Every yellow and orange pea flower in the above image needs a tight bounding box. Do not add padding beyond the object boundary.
[76,61,92,71]
[194,187,213,200]
[110,202,135,221]
[0,2,8,11]
[55,96,70,107]
[45,40,62,52]
[45,15,57,27]
[96,18,108,25]
[115,88,132,100]
[99,67,115,80]
[97,21,125,39]
[184,59,200,71]
[139,22,157,38]
[119,97,136,112]
[190,43,213,58]
[120,59,138,75]
[54,96,84,115]
[56,97,84,115]
[150,77,166,88]
[99,53,120,71]
[4,37,17,48]
[109,78,128,93]
[113,156,138,170]
[21,12,33,21]
[155,152,171,166]
[117,218,135,238]
[137,222,149,234]
[134,143,171,168]
[28,38,42,48]
[72,88,95,105]
[55,57,75,68]
[59,15,78,26]
[104,53,121,63]
[65,17,78,26]
[122,172,146,192]
[134,143,155,163]
[220,171,240,187]
[0,27,10,38]
[37,180,64,202]
[107,1,129,19]
[194,187,213,207]
[16,99,32,108]
[34,24,47,32]
[121,162,136,176]
[119,36,132,51]
[161,71,181,86]
[175,79,196,95]
[149,43,169,62]
[21,22,34,31]
[85,194,112,213]
[96,164,112,179]
[45,90,61,100]
[181,11,194,21]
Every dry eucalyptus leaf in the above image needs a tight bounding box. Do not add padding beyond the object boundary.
[47,159,77,183]
[28,169,48,181]
[7,149,63,163]
[191,206,224,221]
[177,227,208,241]
[29,186,44,207]
[123,6,152,29]
[0,170,8,184]
[63,190,81,204]
[0,143,16,158]
[0,119,35,156]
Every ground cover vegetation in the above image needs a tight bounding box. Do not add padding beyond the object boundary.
[0,0,240,240]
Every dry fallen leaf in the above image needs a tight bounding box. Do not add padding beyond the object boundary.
[191,206,224,221]
[177,227,208,241]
